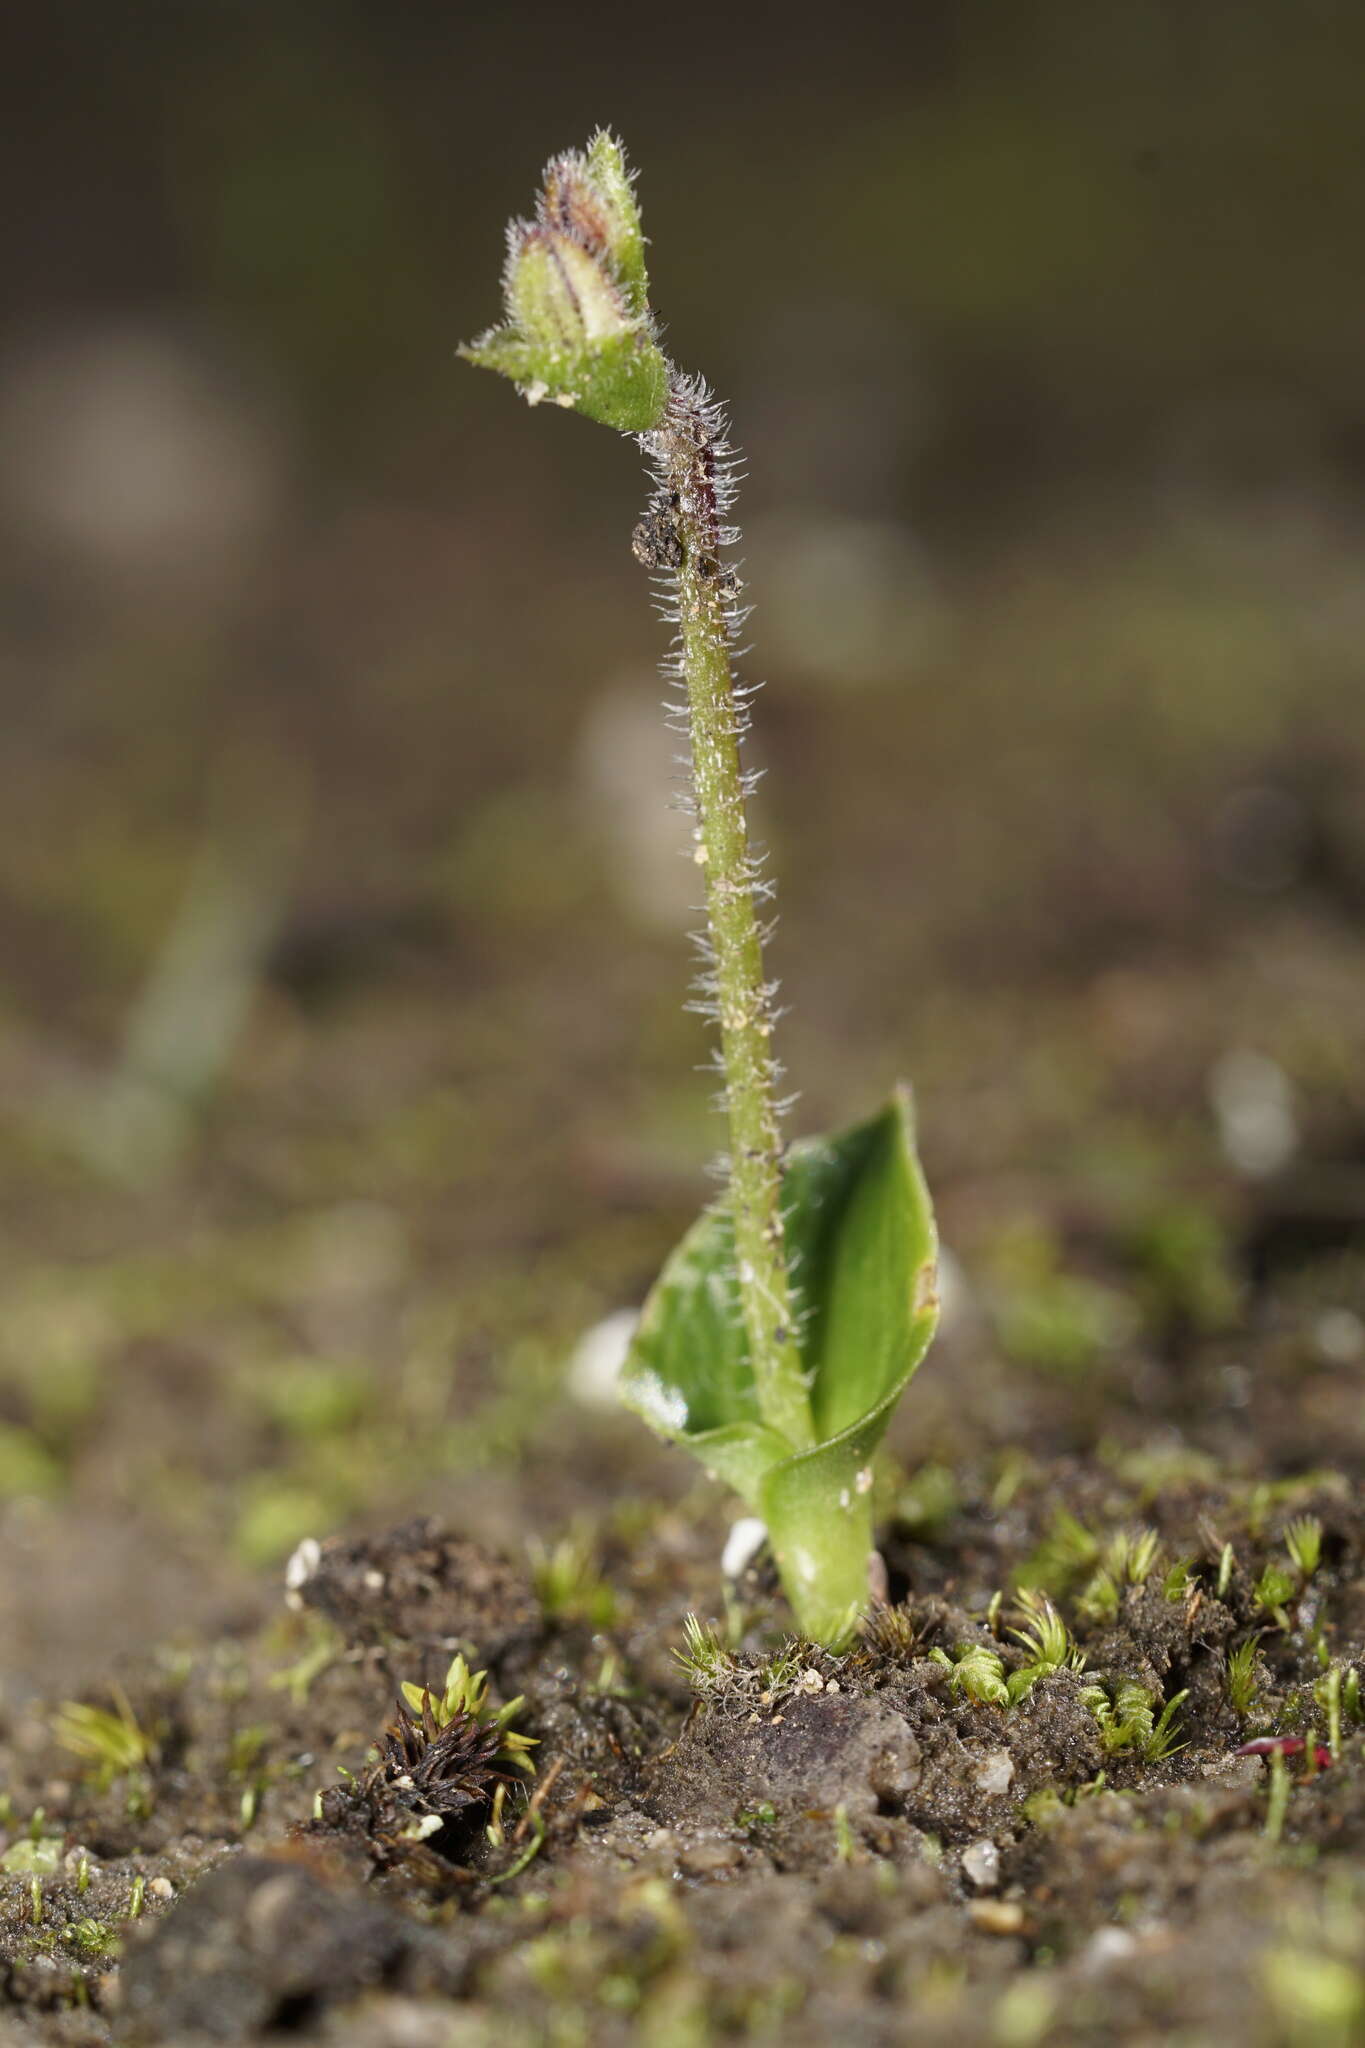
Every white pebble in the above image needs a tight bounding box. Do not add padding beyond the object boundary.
[972,1749,1015,1796]
[962,1839,1000,1891]
[283,1537,321,1609]
[1082,1927,1139,1972]
[1209,1048,1297,1177]
[567,1308,640,1407]
[721,1516,767,1579]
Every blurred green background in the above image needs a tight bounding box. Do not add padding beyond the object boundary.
[2,4,1363,1690]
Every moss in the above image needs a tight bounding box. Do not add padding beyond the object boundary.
[0,1424,64,1501]
[987,1222,1138,1379]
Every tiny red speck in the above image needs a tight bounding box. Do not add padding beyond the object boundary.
[1234,1736,1333,1768]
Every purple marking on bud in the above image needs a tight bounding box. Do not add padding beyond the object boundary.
[506,223,630,353]
[540,153,615,264]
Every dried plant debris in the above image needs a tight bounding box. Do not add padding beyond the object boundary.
[361,1696,514,1832]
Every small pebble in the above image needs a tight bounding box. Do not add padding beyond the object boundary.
[1202,1754,1260,1782]
[721,1516,767,1579]
[1209,1047,1297,1177]
[968,1899,1024,1935]
[962,1840,1000,1891]
[148,1877,174,1901]
[567,1307,640,1406]
[1316,1307,1364,1366]
[1081,1927,1139,1972]
[283,1537,320,1609]
[678,1839,743,1877]
[972,1749,1015,1796]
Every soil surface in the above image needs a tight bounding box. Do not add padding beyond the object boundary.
[3,1261,1365,2048]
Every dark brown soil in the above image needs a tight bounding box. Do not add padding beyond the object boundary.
[3,1423,1363,2048]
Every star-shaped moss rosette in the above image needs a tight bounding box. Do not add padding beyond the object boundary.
[621,1090,939,1647]
[459,131,669,432]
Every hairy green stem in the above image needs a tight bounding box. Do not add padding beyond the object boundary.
[463,135,943,1646]
[642,380,813,1452]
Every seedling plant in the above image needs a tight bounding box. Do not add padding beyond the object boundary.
[463,134,938,1645]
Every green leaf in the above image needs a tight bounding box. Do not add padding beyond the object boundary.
[620,1088,938,1643]
[458,323,667,434]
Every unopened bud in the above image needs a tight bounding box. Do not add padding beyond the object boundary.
[540,131,649,316]
[507,226,630,351]
[460,131,668,434]
[542,158,614,261]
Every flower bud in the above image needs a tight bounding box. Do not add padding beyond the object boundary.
[541,157,614,263]
[460,132,668,434]
[540,131,648,316]
[506,225,630,350]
